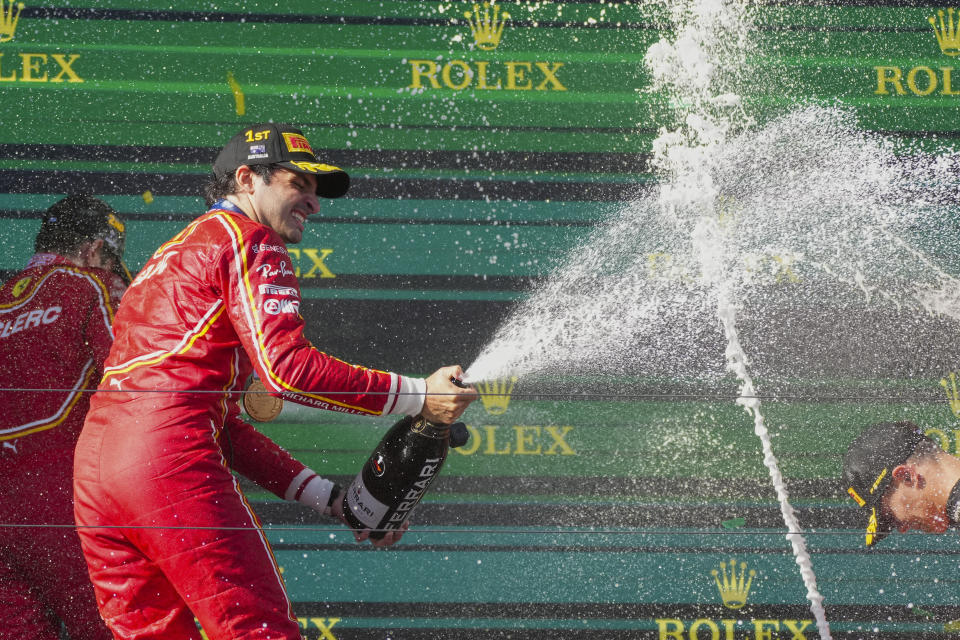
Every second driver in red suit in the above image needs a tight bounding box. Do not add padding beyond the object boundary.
[73,123,476,639]
[0,195,129,640]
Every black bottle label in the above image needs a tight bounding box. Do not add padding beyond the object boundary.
[341,413,471,539]
[379,456,442,533]
[345,476,390,527]
[344,455,444,534]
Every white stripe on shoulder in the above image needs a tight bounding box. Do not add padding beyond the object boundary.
[212,214,275,380]
[0,358,95,436]
[0,268,115,338]
[104,300,224,373]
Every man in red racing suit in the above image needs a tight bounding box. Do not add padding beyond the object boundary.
[74,123,475,639]
[0,195,129,639]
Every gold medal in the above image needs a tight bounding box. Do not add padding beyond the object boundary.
[243,379,283,422]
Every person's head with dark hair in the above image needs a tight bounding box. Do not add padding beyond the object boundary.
[203,164,277,208]
[843,420,960,547]
[36,194,131,283]
[204,123,351,244]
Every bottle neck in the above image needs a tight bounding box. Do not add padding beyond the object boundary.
[410,416,450,439]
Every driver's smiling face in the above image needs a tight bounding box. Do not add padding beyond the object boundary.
[250,168,319,244]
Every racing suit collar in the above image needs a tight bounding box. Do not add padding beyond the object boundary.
[25,252,77,270]
[212,199,245,216]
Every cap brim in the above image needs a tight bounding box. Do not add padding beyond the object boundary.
[281,162,350,199]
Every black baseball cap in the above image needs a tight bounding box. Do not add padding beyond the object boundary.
[36,195,131,283]
[841,421,929,547]
[213,123,350,199]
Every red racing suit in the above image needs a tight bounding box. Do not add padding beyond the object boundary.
[0,253,122,640]
[74,202,425,640]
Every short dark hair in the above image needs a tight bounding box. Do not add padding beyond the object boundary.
[35,195,124,257]
[203,163,278,207]
[909,437,944,460]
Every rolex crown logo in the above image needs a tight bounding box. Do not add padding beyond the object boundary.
[463,2,509,51]
[477,376,517,415]
[0,0,23,43]
[940,371,960,417]
[712,559,756,610]
[930,8,960,56]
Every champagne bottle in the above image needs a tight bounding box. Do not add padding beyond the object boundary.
[342,414,469,539]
